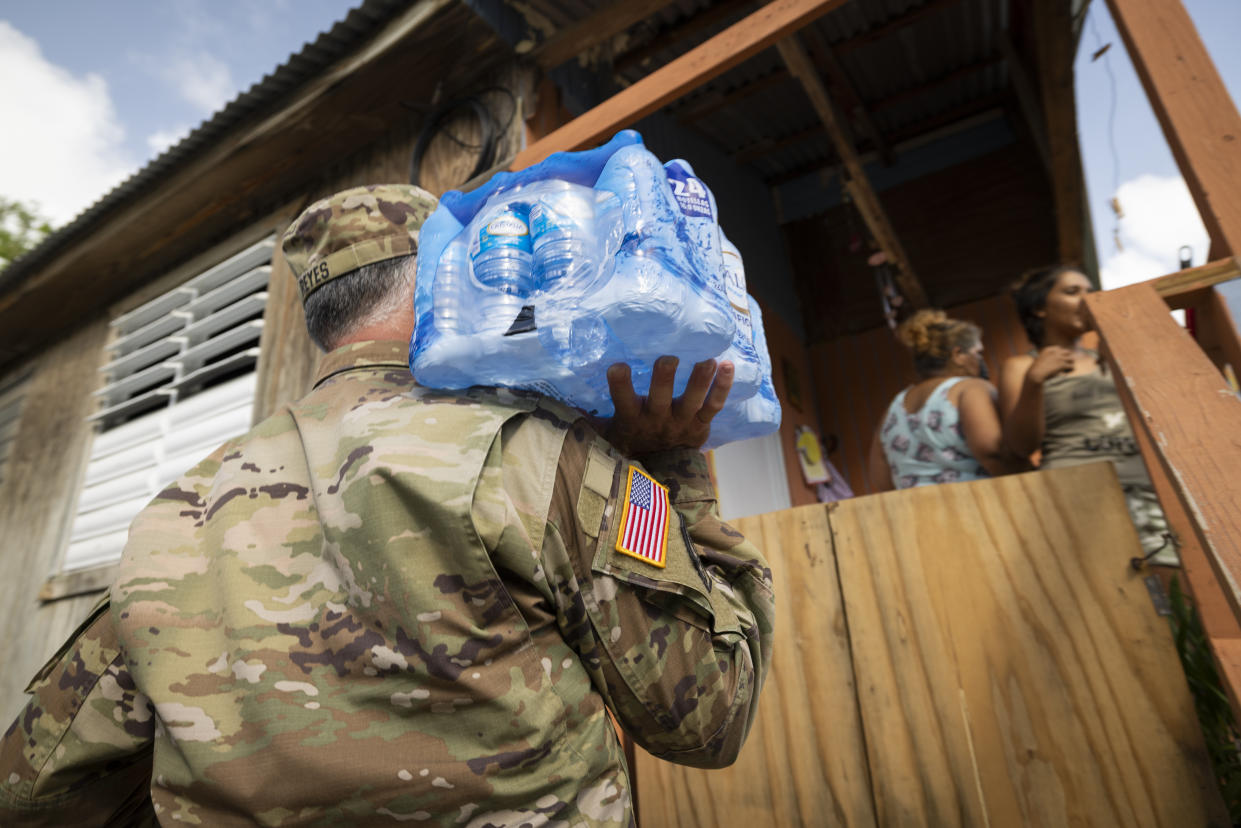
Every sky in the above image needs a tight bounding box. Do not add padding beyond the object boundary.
[1074,0,1241,289]
[0,0,1238,291]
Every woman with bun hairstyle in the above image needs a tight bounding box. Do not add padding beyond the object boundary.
[998,265,1174,565]
[868,309,1027,491]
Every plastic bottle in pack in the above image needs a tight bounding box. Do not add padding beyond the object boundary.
[531,180,621,367]
[713,235,762,401]
[705,294,782,448]
[432,238,468,334]
[589,145,734,370]
[471,202,534,331]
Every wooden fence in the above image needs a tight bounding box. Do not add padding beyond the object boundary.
[636,463,1228,826]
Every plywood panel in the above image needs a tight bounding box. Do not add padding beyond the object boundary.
[635,505,876,828]
[832,462,1227,826]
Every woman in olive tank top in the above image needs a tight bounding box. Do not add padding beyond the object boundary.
[997,266,1175,566]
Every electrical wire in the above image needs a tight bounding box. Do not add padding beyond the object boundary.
[1087,7,1123,250]
[408,87,518,188]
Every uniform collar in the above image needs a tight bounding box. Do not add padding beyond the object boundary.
[313,340,411,388]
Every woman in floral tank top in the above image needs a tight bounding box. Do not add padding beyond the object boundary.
[868,310,1030,490]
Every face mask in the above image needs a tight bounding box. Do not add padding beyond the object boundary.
[976,358,990,382]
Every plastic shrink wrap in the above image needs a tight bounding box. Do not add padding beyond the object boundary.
[410,130,779,445]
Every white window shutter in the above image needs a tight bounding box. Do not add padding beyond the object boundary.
[63,236,274,572]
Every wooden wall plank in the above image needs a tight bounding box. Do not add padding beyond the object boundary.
[510,0,849,170]
[761,302,827,507]
[1086,283,1241,625]
[1105,0,1241,258]
[0,317,110,723]
[635,505,877,827]
[807,293,1030,496]
[831,463,1227,826]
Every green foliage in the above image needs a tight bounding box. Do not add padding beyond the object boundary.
[1168,575,1241,820]
[0,197,54,271]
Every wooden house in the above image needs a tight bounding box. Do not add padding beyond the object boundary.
[0,0,1238,822]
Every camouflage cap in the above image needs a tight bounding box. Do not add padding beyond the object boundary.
[282,184,438,302]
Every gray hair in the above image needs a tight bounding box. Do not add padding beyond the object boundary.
[303,253,415,351]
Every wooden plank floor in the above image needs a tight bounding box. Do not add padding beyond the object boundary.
[636,504,877,827]
[634,463,1227,826]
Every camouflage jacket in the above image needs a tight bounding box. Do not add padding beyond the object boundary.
[0,340,774,827]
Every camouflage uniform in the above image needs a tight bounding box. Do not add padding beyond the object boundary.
[0,185,775,826]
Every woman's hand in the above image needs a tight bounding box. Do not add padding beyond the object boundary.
[603,356,734,456]
[1025,346,1075,386]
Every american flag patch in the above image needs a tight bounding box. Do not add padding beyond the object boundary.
[615,466,669,567]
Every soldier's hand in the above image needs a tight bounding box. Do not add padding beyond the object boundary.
[603,356,733,456]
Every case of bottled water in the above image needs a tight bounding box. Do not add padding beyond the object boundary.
[409,129,780,444]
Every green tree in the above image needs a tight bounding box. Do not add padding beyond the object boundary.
[0,198,54,271]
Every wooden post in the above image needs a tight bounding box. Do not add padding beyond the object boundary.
[1105,0,1241,259]
[1032,0,1086,265]
[1085,283,1241,627]
[777,34,929,308]
[510,0,849,170]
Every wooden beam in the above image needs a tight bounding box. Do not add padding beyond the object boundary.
[1105,0,1241,259]
[777,34,929,308]
[1086,282,1241,629]
[677,69,792,124]
[998,34,1051,172]
[614,0,758,75]
[869,54,1003,113]
[1032,0,1086,264]
[804,26,893,165]
[510,0,850,170]
[762,94,1005,186]
[1149,256,1241,310]
[733,124,824,165]
[1111,344,1241,724]
[531,0,679,71]
[834,0,966,55]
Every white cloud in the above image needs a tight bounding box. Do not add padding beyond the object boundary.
[1099,174,1210,290]
[146,125,191,157]
[161,50,234,115]
[0,22,136,226]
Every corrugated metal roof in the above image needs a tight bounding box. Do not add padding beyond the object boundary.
[0,0,413,294]
[606,0,1011,182]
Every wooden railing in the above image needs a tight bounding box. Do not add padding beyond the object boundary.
[1086,258,1241,718]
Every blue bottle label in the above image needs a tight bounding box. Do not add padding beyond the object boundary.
[478,212,531,253]
[665,164,713,219]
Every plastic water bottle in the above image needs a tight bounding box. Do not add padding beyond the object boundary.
[471,204,534,331]
[432,238,468,334]
[706,295,782,448]
[591,145,733,367]
[715,236,762,400]
[531,182,597,293]
[664,159,726,294]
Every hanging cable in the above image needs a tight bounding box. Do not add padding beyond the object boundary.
[408,87,518,188]
[1088,8,1123,253]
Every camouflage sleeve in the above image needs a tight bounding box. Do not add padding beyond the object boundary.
[0,596,157,827]
[539,421,775,768]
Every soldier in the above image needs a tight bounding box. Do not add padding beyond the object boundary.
[0,184,774,826]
